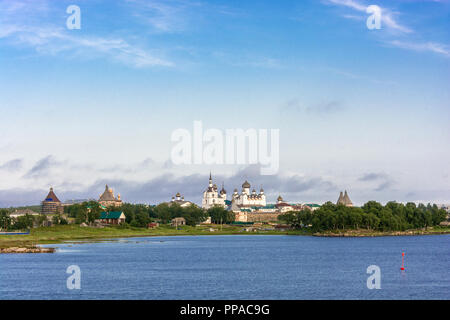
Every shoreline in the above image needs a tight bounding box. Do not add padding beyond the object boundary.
[1,225,449,253]
[313,228,450,237]
[0,247,55,254]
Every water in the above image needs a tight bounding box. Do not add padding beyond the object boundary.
[1,235,449,299]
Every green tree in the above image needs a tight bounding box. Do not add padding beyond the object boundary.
[278,210,313,229]
[207,206,234,224]
[0,209,12,230]
[183,204,208,226]
[13,214,33,230]
[75,210,87,224]
[154,203,173,223]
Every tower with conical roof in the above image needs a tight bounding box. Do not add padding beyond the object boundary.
[337,190,353,207]
[343,190,353,207]
[41,187,63,215]
[337,191,344,205]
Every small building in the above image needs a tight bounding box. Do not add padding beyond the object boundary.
[304,203,321,211]
[202,217,212,224]
[10,209,40,219]
[148,222,159,229]
[169,193,194,208]
[171,217,186,227]
[98,211,126,225]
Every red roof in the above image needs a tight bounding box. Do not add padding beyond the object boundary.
[44,188,61,203]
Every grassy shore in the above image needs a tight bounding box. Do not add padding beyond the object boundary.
[0,224,307,249]
[1,224,449,250]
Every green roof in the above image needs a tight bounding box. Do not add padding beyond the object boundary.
[251,204,276,210]
[230,221,254,225]
[86,204,107,210]
[100,211,124,219]
[305,204,321,208]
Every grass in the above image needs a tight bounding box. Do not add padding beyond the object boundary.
[0,224,308,248]
[2,224,448,249]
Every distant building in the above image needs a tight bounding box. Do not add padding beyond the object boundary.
[148,222,159,229]
[202,217,212,224]
[171,217,186,227]
[10,209,39,219]
[304,203,321,211]
[97,211,126,225]
[170,193,194,208]
[337,190,353,207]
[98,185,123,207]
[41,187,64,215]
[62,199,96,206]
[233,194,319,223]
[202,173,227,209]
[232,181,266,208]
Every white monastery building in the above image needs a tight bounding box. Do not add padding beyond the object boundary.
[202,173,227,209]
[232,180,266,208]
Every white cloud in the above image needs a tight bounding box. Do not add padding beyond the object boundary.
[125,0,203,33]
[325,0,450,58]
[389,40,450,57]
[0,1,174,68]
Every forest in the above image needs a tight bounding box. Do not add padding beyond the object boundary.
[278,201,448,232]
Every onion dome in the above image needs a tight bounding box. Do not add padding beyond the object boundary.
[242,180,251,188]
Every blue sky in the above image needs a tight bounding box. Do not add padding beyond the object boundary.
[0,0,449,206]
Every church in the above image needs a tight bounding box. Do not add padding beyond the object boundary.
[201,173,227,209]
[98,185,123,207]
[231,180,266,208]
[170,193,194,208]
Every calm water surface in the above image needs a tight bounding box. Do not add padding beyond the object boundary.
[1,235,449,299]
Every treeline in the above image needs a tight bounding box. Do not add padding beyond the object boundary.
[0,209,67,230]
[149,203,234,226]
[278,201,448,232]
[65,201,103,224]
[66,201,234,227]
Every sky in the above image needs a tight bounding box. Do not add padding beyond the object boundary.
[0,0,449,207]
